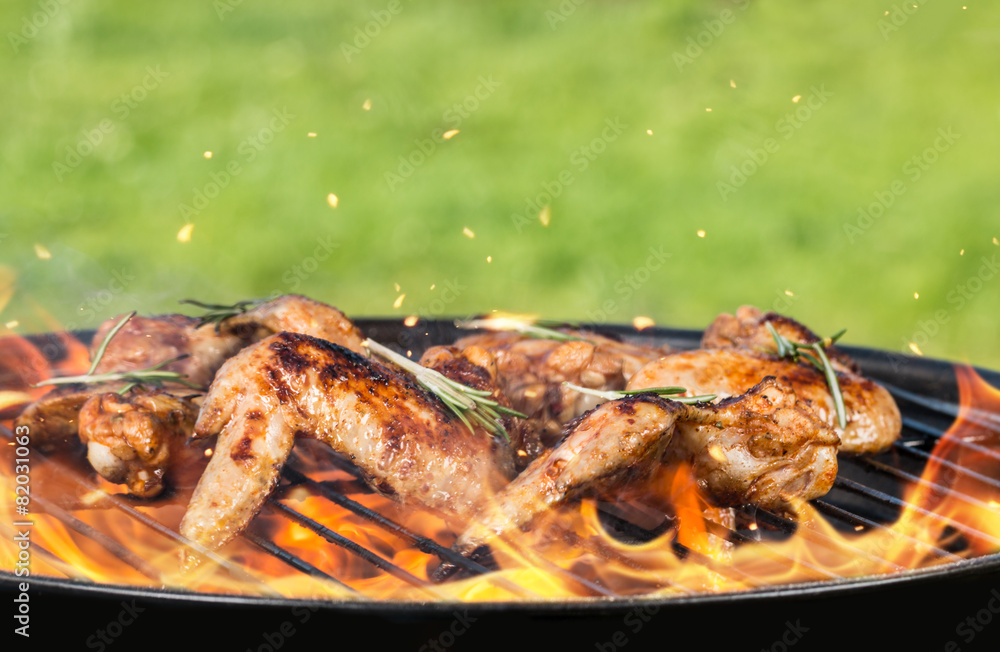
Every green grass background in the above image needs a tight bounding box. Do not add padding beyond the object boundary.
[1,1,998,368]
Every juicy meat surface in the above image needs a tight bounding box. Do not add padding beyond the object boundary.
[221,294,366,354]
[627,348,901,453]
[450,378,839,560]
[426,330,672,453]
[180,332,516,550]
[78,390,199,498]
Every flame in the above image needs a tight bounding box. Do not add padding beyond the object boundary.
[3,326,1000,603]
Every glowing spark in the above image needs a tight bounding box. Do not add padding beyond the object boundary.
[486,255,492,263]
[707,446,727,464]
[393,293,406,309]
[792,95,802,103]
[523,389,539,398]
[204,448,213,457]
[394,282,401,292]
[914,292,919,299]
[203,151,213,159]
[429,284,436,290]
[960,249,965,256]
[307,132,317,138]
[403,315,418,327]
[729,79,737,88]
[854,525,864,531]
[993,237,998,246]
[177,223,194,243]
[632,316,655,331]
[362,98,372,111]
[748,522,758,531]
[517,449,527,457]
[80,490,107,507]
[539,205,551,227]
[463,227,476,239]
[784,290,794,297]
[326,193,339,208]
[443,129,460,140]
[908,342,924,356]
[5,320,18,329]
[705,107,712,112]
[646,129,653,135]
[697,229,706,238]
[34,243,52,259]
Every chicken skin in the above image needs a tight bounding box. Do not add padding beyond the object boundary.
[15,295,366,496]
[180,333,517,550]
[630,307,902,453]
[424,330,672,457]
[450,378,839,561]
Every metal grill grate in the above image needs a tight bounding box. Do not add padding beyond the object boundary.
[3,321,1000,603]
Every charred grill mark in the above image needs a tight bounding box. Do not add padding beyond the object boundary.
[231,436,255,463]
[266,367,293,403]
[245,409,262,421]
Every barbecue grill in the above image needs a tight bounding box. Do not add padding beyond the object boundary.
[4,319,1000,650]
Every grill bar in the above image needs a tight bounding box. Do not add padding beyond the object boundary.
[887,383,1000,431]
[901,417,1000,463]
[834,477,1000,549]
[812,499,963,562]
[242,529,359,595]
[890,441,1000,492]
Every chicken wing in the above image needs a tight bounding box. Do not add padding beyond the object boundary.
[423,329,671,457]
[449,378,838,562]
[180,333,517,550]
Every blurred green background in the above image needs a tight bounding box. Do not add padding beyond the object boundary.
[1,1,998,368]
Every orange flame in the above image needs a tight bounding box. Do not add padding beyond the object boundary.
[3,327,1000,603]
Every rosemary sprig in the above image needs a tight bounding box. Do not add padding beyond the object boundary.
[179,297,270,331]
[765,321,848,429]
[32,312,202,395]
[563,382,718,405]
[363,338,526,442]
[455,316,586,342]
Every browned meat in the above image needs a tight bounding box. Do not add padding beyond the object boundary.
[220,294,366,354]
[628,349,901,454]
[78,390,198,498]
[180,333,516,550]
[450,378,839,561]
[702,305,859,373]
[423,329,671,455]
[15,295,367,496]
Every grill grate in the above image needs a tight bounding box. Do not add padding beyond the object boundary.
[3,322,1000,604]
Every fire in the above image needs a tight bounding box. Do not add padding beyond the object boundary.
[2,325,1000,603]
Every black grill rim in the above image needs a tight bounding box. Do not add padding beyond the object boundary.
[3,318,1000,612]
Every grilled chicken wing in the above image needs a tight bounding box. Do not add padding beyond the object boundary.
[628,351,900,454]
[180,333,516,550]
[450,378,838,561]
[15,295,366,496]
[423,329,671,456]
[78,390,199,498]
